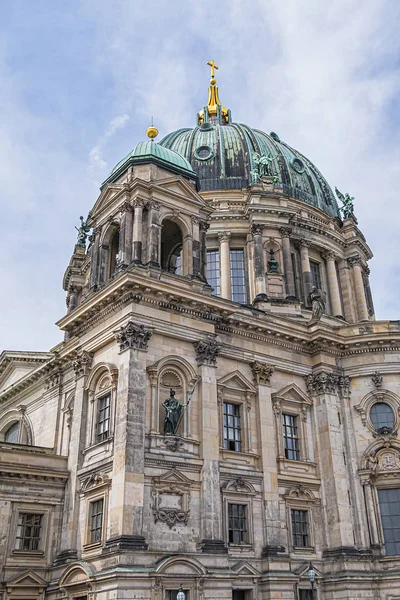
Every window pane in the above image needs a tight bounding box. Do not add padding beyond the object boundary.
[5,422,19,443]
[230,249,247,303]
[223,402,241,452]
[98,395,111,441]
[282,414,300,461]
[207,250,220,296]
[15,513,43,551]
[228,504,248,544]
[370,403,395,430]
[291,510,309,547]
[310,260,322,290]
[90,498,104,544]
[378,488,400,555]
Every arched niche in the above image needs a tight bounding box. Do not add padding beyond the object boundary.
[147,356,198,439]
[0,407,34,446]
[58,563,94,598]
[159,213,192,276]
[155,554,207,576]
[98,221,121,285]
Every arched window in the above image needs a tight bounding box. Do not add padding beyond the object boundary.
[108,228,120,277]
[370,402,395,431]
[161,220,183,274]
[5,422,19,443]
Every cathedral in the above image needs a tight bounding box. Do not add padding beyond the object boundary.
[1,62,400,600]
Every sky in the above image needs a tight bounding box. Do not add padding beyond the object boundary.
[1,0,400,351]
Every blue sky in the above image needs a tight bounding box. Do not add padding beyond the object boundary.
[1,0,400,350]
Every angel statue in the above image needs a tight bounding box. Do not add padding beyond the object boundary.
[335,187,355,219]
[251,152,277,183]
[75,215,91,248]
[307,286,326,324]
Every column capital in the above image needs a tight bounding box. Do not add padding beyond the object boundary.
[305,371,350,396]
[363,264,371,276]
[72,350,93,379]
[347,255,362,268]
[251,224,264,236]
[279,226,292,238]
[199,220,210,231]
[147,200,161,211]
[113,320,153,352]
[218,231,231,242]
[191,215,200,225]
[194,335,221,366]
[251,361,274,385]
[322,250,337,261]
[133,198,146,208]
[120,201,133,214]
[296,239,311,250]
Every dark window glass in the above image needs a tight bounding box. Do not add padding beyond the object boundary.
[370,403,395,430]
[207,250,220,296]
[165,591,189,600]
[291,509,309,547]
[109,229,120,277]
[97,395,111,442]
[299,591,313,600]
[310,260,322,290]
[223,402,241,452]
[230,249,247,303]
[282,414,300,460]
[5,422,19,443]
[228,504,248,544]
[90,498,104,544]
[378,488,400,556]
[232,592,246,600]
[15,513,43,551]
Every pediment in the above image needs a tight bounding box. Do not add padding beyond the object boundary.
[296,563,323,578]
[272,383,311,404]
[6,569,47,588]
[231,561,259,576]
[153,468,194,486]
[218,371,256,393]
[0,351,52,393]
[155,176,208,207]
[90,184,124,219]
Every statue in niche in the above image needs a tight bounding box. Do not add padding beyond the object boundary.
[268,248,279,273]
[162,389,186,436]
[75,215,91,248]
[307,286,326,323]
[335,187,355,219]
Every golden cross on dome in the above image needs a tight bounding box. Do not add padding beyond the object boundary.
[207,59,219,79]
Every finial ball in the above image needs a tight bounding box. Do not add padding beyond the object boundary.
[146,124,159,139]
[210,77,216,85]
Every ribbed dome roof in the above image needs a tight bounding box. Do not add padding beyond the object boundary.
[103,140,197,188]
[159,123,340,218]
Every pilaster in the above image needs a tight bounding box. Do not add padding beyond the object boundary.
[348,255,369,322]
[279,227,296,299]
[218,232,232,300]
[251,224,267,300]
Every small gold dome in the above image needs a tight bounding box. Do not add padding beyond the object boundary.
[146,124,159,139]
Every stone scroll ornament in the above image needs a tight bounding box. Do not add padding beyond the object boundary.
[163,379,199,436]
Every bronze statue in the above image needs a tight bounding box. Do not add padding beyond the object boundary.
[335,187,355,219]
[162,389,186,436]
[307,286,326,323]
[251,152,277,183]
[268,248,279,273]
[75,215,91,248]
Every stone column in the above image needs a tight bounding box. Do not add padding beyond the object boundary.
[104,321,153,552]
[58,351,93,560]
[251,362,285,555]
[218,232,232,300]
[279,227,296,299]
[298,240,312,301]
[89,227,100,290]
[252,224,267,300]
[348,256,369,321]
[132,199,145,264]
[191,216,201,278]
[194,336,227,554]
[306,372,355,551]
[67,285,80,314]
[361,480,380,548]
[199,221,209,281]
[363,265,375,319]
[117,202,133,269]
[323,251,343,317]
[146,200,161,267]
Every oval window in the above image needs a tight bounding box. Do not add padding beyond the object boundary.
[270,131,280,142]
[291,158,305,174]
[194,145,214,161]
[370,402,395,431]
[199,122,213,131]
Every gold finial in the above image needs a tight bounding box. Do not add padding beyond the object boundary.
[207,59,219,84]
[146,118,159,140]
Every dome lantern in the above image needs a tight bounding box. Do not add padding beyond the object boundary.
[197,60,231,126]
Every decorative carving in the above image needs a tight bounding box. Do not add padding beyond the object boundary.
[199,221,210,231]
[251,224,263,237]
[347,255,362,268]
[298,239,311,250]
[305,372,340,396]
[163,437,184,452]
[372,427,398,439]
[147,365,158,386]
[321,250,337,261]
[372,371,383,388]
[133,198,146,208]
[279,226,292,238]
[45,371,61,390]
[151,470,191,529]
[191,215,200,225]
[194,336,220,366]
[217,231,231,243]
[285,484,316,502]
[120,201,133,214]
[251,361,274,385]
[81,472,109,492]
[113,320,152,351]
[272,397,281,418]
[147,200,161,211]
[73,351,93,379]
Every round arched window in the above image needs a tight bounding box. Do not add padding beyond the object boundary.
[4,422,19,443]
[370,402,395,431]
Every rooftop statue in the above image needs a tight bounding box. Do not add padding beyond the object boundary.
[307,286,326,324]
[251,152,277,183]
[75,215,91,248]
[335,187,355,219]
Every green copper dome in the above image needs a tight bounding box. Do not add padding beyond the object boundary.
[159,123,340,218]
[103,140,197,188]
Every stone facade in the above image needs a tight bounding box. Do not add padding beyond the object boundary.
[1,120,400,600]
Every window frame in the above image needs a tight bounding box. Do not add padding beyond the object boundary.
[223,401,242,452]
[15,512,43,552]
[286,503,315,553]
[83,485,109,552]
[282,413,300,461]
[86,378,116,450]
[290,508,310,548]
[206,248,221,296]
[228,503,249,545]
[230,247,248,304]
[9,504,51,558]
[222,490,254,550]
[96,393,111,443]
[377,486,400,557]
[272,390,313,467]
[309,259,322,291]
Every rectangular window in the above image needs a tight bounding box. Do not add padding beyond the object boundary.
[232,592,247,600]
[97,395,110,442]
[89,498,104,544]
[310,260,322,290]
[165,591,189,600]
[230,249,247,303]
[228,503,248,544]
[207,250,220,296]
[282,414,300,460]
[378,488,400,556]
[291,509,309,547]
[15,513,43,551]
[299,591,313,600]
[223,402,241,452]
